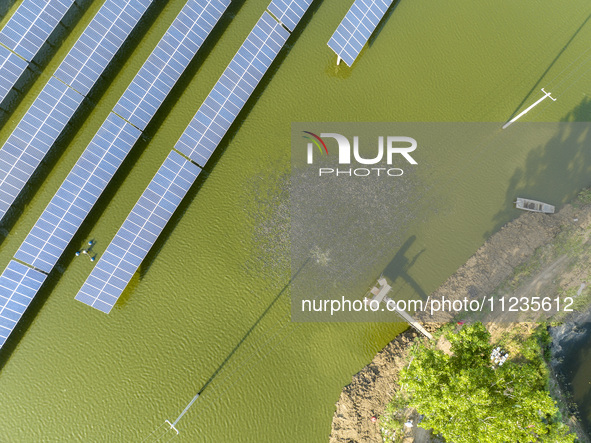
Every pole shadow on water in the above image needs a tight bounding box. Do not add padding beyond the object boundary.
[0,0,95,130]
[0,1,249,366]
[382,235,428,300]
[506,11,591,122]
[177,258,309,408]
[139,0,324,280]
[485,97,591,239]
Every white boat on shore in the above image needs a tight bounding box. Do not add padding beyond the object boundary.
[515,197,555,214]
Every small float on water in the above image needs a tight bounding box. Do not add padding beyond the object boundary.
[515,197,555,214]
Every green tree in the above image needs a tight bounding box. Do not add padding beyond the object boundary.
[399,323,574,443]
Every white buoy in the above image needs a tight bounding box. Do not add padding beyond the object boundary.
[502,88,556,129]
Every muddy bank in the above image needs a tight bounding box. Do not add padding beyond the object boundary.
[330,198,591,443]
[416,203,588,323]
[330,324,440,443]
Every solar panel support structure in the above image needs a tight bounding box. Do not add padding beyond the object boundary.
[0,0,231,351]
[327,0,394,67]
[76,0,315,313]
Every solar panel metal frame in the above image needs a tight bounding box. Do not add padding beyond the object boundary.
[0,0,74,62]
[174,11,290,166]
[0,260,47,348]
[75,150,201,313]
[14,113,141,274]
[0,45,28,104]
[54,0,153,96]
[267,0,312,32]
[0,76,84,222]
[114,0,231,131]
[327,0,393,67]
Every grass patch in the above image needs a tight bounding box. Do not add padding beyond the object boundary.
[574,187,591,207]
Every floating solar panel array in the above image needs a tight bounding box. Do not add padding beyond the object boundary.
[174,11,289,166]
[54,0,153,96]
[14,114,141,274]
[0,0,230,335]
[327,0,393,67]
[0,260,47,347]
[76,4,313,312]
[0,0,76,105]
[0,45,28,105]
[0,0,153,223]
[114,0,231,131]
[0,77,84,220]
[0,0,73,62]
[267,0,313,32]
[75,151,201,313]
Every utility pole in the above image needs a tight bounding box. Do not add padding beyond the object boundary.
[166,392,201,434]
[502,88,556,129]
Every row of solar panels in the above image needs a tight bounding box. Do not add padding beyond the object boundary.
[327,0,394,67]
[0,0,153,223]
[0,0,387,114]
[0,0,392,346]
[0,0,391,226]
[76,0,314,312]
[0,0,231,347]
[0,0,75,105]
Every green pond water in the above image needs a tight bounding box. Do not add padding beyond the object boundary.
[1,0,591,441]
[558,328,591,436]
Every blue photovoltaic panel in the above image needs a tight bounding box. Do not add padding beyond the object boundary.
[0,0,73,62]
[267,0,312,32]
[75,150,201,313]
[327,0,393,67]
[0,260,47,348]
[54,0,152,96]
[14,113,141,274]
[114,0,230,130]
[0,45,28,104]
[0,76,84,222]
[174,11,290,166]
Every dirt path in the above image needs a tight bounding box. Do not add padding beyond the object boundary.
[329,195,591,442]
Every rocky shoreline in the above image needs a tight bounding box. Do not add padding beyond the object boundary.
[330,197,591,443]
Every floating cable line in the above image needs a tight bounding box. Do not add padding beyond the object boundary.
[551,55,591,96]
[553,61,591,100]
[545,45,591,91]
